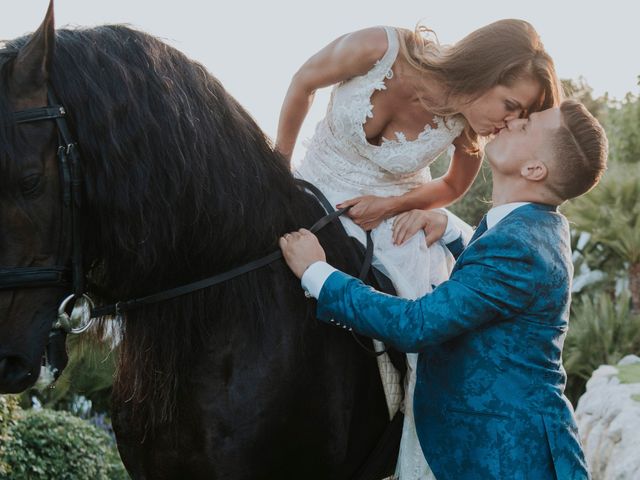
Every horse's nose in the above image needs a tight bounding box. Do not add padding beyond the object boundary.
[0,354,35,393]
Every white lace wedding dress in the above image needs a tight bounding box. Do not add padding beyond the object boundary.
[296,26,467,480]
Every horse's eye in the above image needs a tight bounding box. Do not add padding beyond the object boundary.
[20,174,44,197]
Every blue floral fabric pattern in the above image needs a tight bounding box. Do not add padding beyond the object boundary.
[317,203,589,479]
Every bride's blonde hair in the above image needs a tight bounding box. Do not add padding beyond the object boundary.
[398,19,562,152]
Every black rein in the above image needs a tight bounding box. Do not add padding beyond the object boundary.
[6,91,382,342]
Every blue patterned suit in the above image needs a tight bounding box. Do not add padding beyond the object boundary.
[315,203,589,479]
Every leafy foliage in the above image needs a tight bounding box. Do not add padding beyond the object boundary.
[0,396,20,477]
[32,333,117,413]
[561,80,640,403]
[563,292,640,404]
[606,92,640,165]
[564,165,640,311]
[564,166,640,263]
[0,395,19,436]
[0,408,128,480]
[562,77,610,123]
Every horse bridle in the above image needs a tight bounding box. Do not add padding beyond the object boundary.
[2,90,92,335]
[3,88,385,355]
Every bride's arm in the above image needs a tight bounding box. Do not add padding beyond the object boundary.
[340,134,482,231]
[275,27,389,165]
[388,134,483,214]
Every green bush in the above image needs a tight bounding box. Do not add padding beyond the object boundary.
[0,396,20,477]
[0,395,19,435]
[563,291,640,404]
[0,408,128,480]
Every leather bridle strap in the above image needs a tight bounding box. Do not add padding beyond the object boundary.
[91,205,352,318]
[7,92,387,367]
[295,180,384,357]
[91,178,385,357]
[0,102,72,291]
[295,179,374,282]
[0,267,70,289]
[14,106,66,124]
[47,89,84,296]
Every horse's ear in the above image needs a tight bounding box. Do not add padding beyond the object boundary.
[10,0,55,99]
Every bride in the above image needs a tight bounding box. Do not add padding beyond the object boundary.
[276,19,560,479]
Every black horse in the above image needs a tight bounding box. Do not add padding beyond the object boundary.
[0,3,402,479]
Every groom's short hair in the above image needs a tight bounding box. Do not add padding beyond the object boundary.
[547,100,608,200]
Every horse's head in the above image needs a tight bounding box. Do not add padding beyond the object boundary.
[0,1,71,393]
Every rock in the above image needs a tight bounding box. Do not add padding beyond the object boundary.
[575,360,640,479]
[618,355,640,367]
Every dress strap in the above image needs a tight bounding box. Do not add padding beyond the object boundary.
[375,26,400,80]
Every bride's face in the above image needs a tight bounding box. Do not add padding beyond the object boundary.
[460,77,543,136]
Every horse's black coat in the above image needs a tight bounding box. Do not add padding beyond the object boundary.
[0,4,398,478]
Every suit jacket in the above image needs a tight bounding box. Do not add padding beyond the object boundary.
[316,203,589,479]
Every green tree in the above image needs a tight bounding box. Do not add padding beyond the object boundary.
[564,165,640,313]
[562,77,610,123]
[606,92,640,165]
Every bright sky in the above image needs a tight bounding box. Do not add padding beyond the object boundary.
[4,0,639,161]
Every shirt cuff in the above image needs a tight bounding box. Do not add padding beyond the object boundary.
[301,261,337,299]
[440,210,463,244]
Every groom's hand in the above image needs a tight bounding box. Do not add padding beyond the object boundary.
[392,209,448,246]
[279,229,327,279]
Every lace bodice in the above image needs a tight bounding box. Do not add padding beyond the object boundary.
[298,26,466,198]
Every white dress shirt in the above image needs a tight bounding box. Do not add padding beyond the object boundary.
[301,203,530,299]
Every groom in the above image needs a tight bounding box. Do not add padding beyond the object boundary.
[279,100,607,479]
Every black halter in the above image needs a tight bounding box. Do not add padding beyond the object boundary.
[5,88,380,352]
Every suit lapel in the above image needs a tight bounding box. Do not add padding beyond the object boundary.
[469,215,488,243]
[450,203,558,275]
[450,215,487,274]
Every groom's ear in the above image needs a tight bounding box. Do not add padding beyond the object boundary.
[520,160,548,182]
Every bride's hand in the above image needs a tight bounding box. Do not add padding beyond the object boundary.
[392,210,448,246]
[337,195,395,231]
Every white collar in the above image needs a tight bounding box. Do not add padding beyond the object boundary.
[486,202,530,230]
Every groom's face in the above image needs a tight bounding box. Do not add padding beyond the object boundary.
[485,107,563,175]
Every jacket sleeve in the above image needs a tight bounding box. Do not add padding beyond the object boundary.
[316,234,536,353]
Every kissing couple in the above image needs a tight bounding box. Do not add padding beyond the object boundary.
[276,16,607,480]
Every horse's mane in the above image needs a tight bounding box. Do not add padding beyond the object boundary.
[0,25,338,434]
